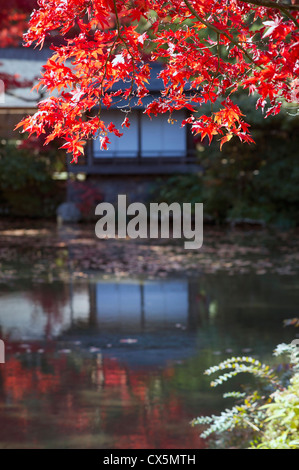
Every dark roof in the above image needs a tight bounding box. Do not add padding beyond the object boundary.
[0,48,192,109]
[0,48,53,107]
[0,47,53,61]
[111,62,164,93]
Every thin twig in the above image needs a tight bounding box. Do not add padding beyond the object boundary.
[238,0,299,12]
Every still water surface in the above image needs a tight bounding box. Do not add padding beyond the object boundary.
[0,273,298,448]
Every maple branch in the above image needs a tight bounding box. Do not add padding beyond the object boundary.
[183,0,263,69]
[112,0,136,103]
[238,0,299,12]
[210,32,221,112]
[239,0,299,29]
[279,5,299,29]
[97,32,119,119]
[97,0,137,122]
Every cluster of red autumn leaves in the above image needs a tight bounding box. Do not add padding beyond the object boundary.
[9,0,299,160]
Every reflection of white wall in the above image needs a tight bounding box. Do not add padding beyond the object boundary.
[96,280,188,329]
[0,293,48,340]
[0,285,89,340]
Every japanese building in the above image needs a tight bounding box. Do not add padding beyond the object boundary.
[0,48,201,204]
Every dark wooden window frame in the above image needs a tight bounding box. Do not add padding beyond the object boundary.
[68,109,201,175]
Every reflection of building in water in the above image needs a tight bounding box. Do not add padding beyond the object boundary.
[0,278,205,340]
[93,280,189,331]
[0,282,90,340]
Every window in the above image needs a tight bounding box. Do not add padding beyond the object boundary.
[141,111,186,158]
[93,110,139,158]
[93,109,187,159]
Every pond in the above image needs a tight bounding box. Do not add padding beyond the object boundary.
[0,269,298,449]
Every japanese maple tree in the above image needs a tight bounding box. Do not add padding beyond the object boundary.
[16,0,299,161]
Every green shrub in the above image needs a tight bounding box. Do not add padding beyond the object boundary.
[252,345,299,449]
[192,342,299,449]
[0,140,64,217]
